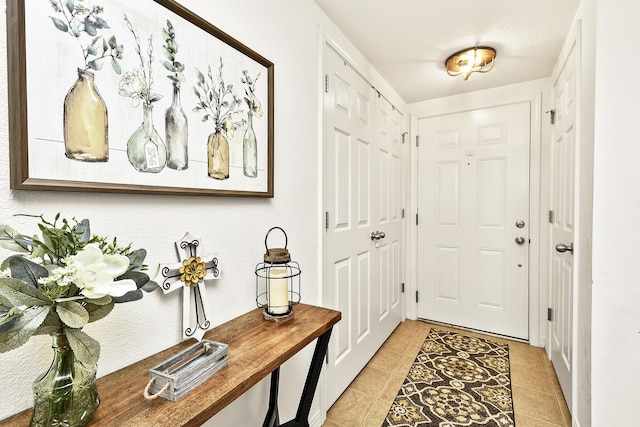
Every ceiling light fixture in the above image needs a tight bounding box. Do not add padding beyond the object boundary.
[445,46,496,80]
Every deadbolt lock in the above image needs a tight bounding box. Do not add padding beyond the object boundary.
[516,220,525,228]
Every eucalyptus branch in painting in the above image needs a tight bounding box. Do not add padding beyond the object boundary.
[48,0,123,73]
[48,0,124,162]
[118,14,167,173]
[241,70,262,178]
[162,20,189,171]
[193,58,245,180]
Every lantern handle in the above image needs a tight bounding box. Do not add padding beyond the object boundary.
[265,226,288,255]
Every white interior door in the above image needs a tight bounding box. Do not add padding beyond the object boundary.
[417,103,530,340]
[549,38,577,412]
[323,44,403,408]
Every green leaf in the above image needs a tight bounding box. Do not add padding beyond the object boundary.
[0,306,49,353]
[87,59,103,71]
[0,225,30,252]
[95,17,109,29]
[83,19,97,36]
[86,44,97,56]
[77,219,91,243]
[148,93,164,103]
[196,68,205,84]
[88,295,112,306]
[141,280,159,292]
[86,299,114,323]
[56,300,89,329]
[111,58,121,75]
[162,61,175,72]
[0,277,51,306]
[127,249,147,271]
[112,289,142,303]
[64,0,74,13]
[0,293,12,311]
[107,36,117,50]
[7,256,49,287]
[65,328,100,366]
[50,16,68,33]
[34,310,62,336]
[70,20,81,38]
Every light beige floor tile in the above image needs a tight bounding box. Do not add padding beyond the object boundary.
[321,419,344,427]
[349,366,391,399]
[512,385,565,425]
[326,387,377,427]
[363,400,391,427]
[515,413,564,426]
[510,363,553,392]
[367,347,404,373]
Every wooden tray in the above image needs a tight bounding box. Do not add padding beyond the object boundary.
[147,339,228,402]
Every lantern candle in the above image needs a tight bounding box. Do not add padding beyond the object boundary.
[269,268,289,315]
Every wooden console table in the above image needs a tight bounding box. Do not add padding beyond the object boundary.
[0,304,341,427]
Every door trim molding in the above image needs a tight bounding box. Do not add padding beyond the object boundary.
[408,79,548,346]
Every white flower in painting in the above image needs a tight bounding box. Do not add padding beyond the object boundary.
[118,69,148,107]
[70,244,137,299]
[250,95,263,118]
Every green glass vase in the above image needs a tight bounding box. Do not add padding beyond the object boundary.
[29,332,100,427]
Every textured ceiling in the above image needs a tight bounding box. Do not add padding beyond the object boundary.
[314,0,581,103]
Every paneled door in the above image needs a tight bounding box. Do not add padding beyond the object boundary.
[417,102,530,340]
[323,44,403,408]
[549,36,577,412]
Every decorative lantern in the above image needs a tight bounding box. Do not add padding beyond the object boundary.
[255,227,301,322]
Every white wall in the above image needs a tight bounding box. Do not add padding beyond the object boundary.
[592,0,640,426]
[0,1,395,425]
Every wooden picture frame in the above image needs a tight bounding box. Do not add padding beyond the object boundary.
[7,0,274,197]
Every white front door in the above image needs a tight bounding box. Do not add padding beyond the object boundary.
[417,103,530,340]
[549,37,577,412]
[323,44,403,408]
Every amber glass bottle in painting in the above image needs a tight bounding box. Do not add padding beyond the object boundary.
[207,131,229,179]
[63,69,108,162]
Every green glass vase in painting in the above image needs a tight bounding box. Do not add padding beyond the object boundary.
[127,102,167,173]
[243,111,258,178]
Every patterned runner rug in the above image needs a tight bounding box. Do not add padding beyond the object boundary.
[382,328,515,427]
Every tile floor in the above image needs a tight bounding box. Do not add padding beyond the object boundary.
[323,320,572,427]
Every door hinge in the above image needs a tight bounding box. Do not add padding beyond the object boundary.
[547,307,553,321]
[325,347,329,365]
[547,109,556,125]
[402,132,408,144]
[325,211,329,230]
[324,74,329,93]
[415,291,419,303]
[416,213,419,226]
[548,210,554,224]
[416,135,420,147]
[401,283,405,293]
[401,208,405,219]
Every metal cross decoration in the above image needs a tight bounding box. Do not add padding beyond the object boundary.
[152,232,220,341]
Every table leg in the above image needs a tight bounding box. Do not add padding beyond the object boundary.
[263,368,280,427]
[278,327,333,427]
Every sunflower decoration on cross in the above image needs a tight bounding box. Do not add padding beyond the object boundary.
[152,232,220,341]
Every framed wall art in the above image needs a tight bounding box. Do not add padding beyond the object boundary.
[7,0,274,197]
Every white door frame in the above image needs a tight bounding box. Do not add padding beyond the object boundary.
[408,81,547,346]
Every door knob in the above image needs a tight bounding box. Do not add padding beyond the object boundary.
[515,236,526,245]
[370,231,386,241]
[555,243,574,254]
